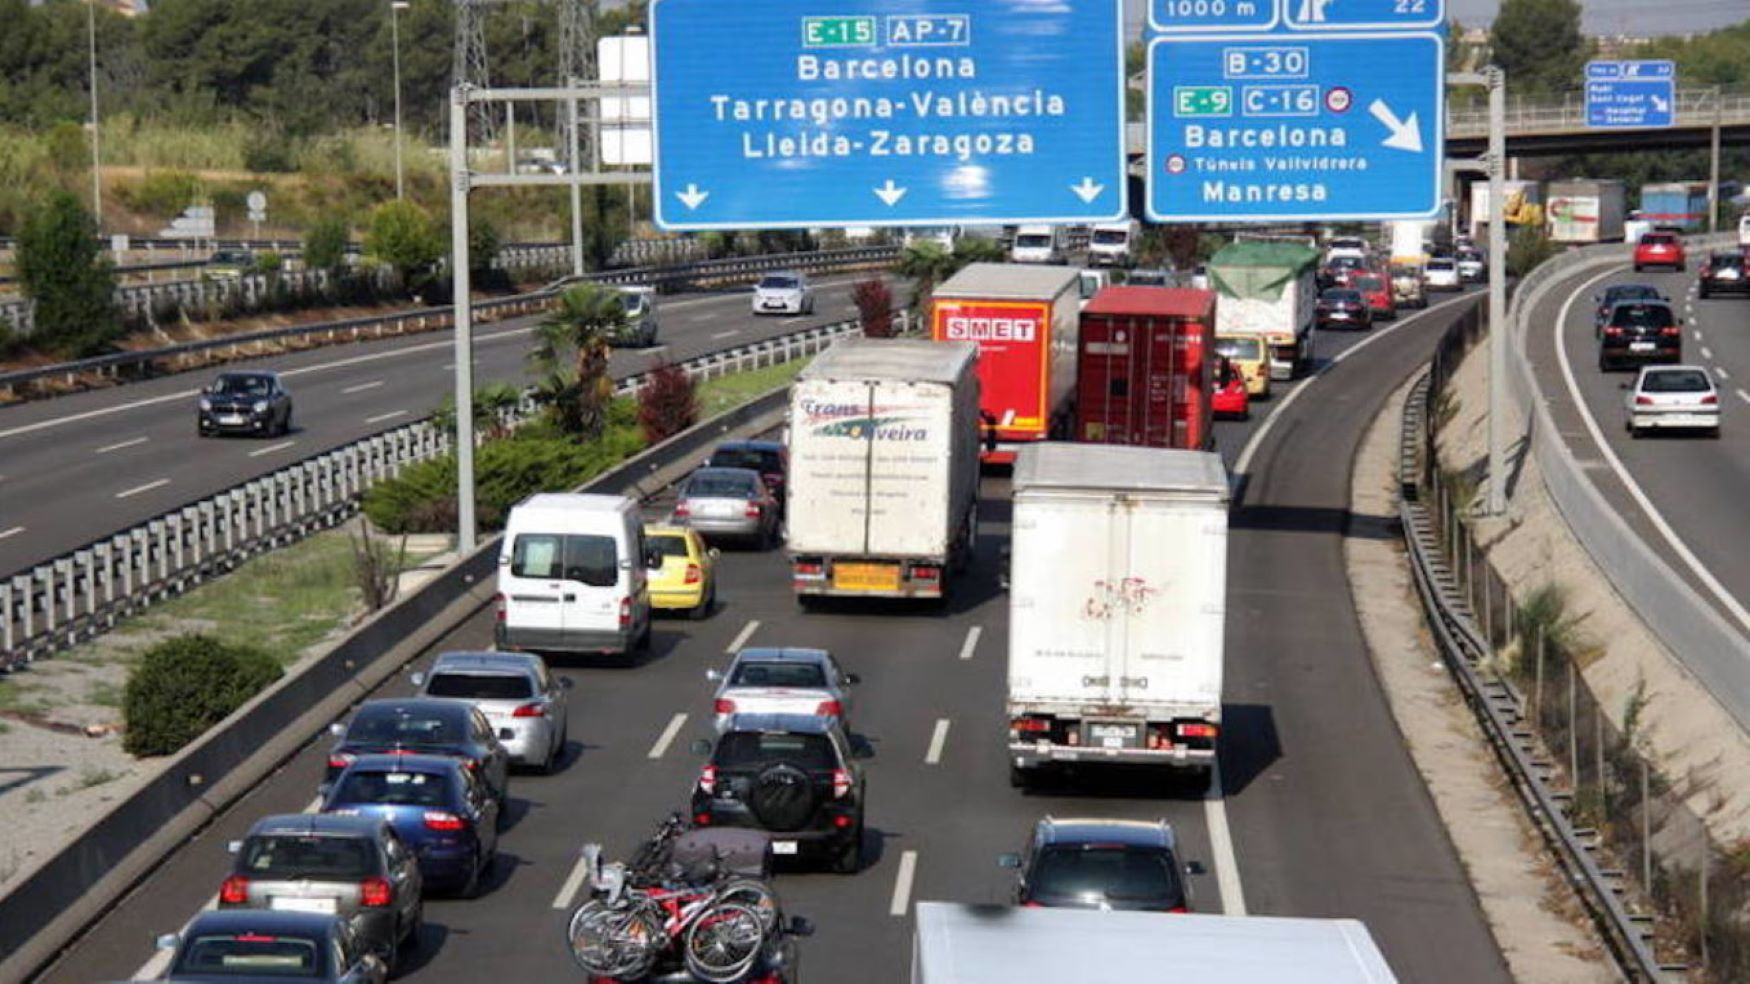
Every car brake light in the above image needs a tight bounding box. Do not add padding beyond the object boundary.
[327,753,356,770]
[618,596,632,629]
[816,700,842,717]
[1168,906,1190,914]
[833,814,854,828]
[1177,722,1219,739]
[1635,395,1655,405]
[1011,717,1049,733]
[699,764,717,795]
[745,502,762,519]
[1661,326,1681,337]
[684,563,701,584]
[832,768,852,798]
[1702,393,1719,405]
[220,876,250,904]
[512,701,546,718]
[673,501,692,519]
[1605,326,1623,336]
[422,811,465,832]
[694,812,712,826]
[360,876,394,907]
[714,698,735,714]
[233,934,279,943]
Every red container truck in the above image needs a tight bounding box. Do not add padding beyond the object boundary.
[1074,286,1216,451]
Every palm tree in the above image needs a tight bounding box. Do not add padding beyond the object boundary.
[897,237,1007,314]
[531,284,629,438]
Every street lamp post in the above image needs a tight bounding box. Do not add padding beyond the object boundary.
[87,0,102,228]
[391,0,410,201]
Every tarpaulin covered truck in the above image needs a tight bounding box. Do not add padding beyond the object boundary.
[1075,287,1217,451]
[1639,181,1711,232]
[1207,241,1318,381]
[1547,179,1627,244]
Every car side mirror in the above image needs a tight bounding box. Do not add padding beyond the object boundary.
[645,547,663,570]
[787,916,815,937]
[708,547,721,558]
[690,738,713,756]
[362,953,387,974]
[329,722,347,737]
[1186,860,1208,876]
[227,839,243,854]
[706,668,724,682]
[561,676,575,690]
[409,671,425,687]
[998,853,1022,869]
[1619,382,1631,391]
[155,932,181,951]
[844,673,861,685]
[851,738,875,760]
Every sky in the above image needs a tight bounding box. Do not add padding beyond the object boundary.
[1123,0,1747,37]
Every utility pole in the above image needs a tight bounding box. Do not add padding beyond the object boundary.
[449,87,478,552]
[87,0,102,229]
[1708,85,1722,234]
[1485,64,1507,516]
[391,0,409,200]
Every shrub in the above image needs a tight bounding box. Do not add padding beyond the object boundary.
[638,362,699,444]
[122,635,282,757]
[852,278,894,338]
[243,131,299,173]
[304,214,350,274]
[1507,225,1559,278]
[120,170,202,220]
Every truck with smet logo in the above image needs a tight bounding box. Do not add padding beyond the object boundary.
[930,263,1081,463]
[786,337,982,602]
[1005,443,1228,789]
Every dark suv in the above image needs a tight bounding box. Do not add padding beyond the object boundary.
[1699,250,1750,299]
[998,816,1199,913]
[690,713,867,874]
[1598,300,1681,371]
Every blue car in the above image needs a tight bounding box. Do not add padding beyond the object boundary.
[322,754,500,897]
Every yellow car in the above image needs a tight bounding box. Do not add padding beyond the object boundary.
[645,525,718,618]
[1214,333,1272,398]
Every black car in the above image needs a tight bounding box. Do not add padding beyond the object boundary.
[690,713,867,874]
[157,909,386,983]
[198,371,293,438]
[1598,301,1681,371]
[323,698,509,807]
[1594,283,1666,335]
[707,440,789,507]
[1315,287,1371,330]
[998,816,1200,913]
[1698,250,1750,299]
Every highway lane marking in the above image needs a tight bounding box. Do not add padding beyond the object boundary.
[1703,346,1714,360]
[366,410,408,424]
[116,478,169,499]
[957,625,982,661]
[648,713,688,760]
[1737,389,1750,405]
[1554,265,1750,636]
[889,850,919,917]
[1696,330,1706,342]
[1718,368,1732,381]
[924,719,950,765]
[0,526,23,541]
[341,380,385,394]
[248,440,296,458]
[710,329,742,340]
[553,852,594,910]
[1204,760,1247,916]
[726,619,760,653]
[95,436,149,454]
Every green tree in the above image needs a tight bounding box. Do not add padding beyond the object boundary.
[364,199,442,289]
[469,215,502,281]
[897,237,1005,311]
[303,213,350,273]
[16,191,119,356]
[529,283,627,438]
[1487,0,1590,98]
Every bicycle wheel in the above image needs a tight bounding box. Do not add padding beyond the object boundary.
[681,900,766,984]
[716,877,782,934]
[567,900,662,979]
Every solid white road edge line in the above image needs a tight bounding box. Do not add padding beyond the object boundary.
[956,625,982,661]
[889,850,918,917]
[95,436,149,454]
[725,620,759,654]
[115,478,170,499]
[709,329,741,340]
[247,440,296,458]
[1203,760,1247,916]
[1554,265,1750,636]
[924,719,950,765]
[365,410,408,424]
[342,380,385,394]
[647,713,688,760]
[0,526,23,540]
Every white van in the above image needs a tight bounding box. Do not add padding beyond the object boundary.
[1010,225,1065,265]
[496,493,655,662]
[1086,220,1139,268]
[1738,212,1750,248]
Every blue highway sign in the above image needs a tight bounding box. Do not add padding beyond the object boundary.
[1281,0,1444,32]
[1585,61,1676,129]
[650,0,1126,230]
[1146,32,1444,221]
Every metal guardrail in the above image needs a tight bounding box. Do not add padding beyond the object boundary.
[1448,86,1750,139]
[0,314,877,670]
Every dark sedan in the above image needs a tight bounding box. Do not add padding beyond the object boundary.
[156,908,386,983]
[1699,250,1750,299]
[1315,288,1371,330]
[323,754,500,897]
[1000,817,1201,913]
[198,371,293,438]
[1593,283,1665,335]
[323,698,509,807]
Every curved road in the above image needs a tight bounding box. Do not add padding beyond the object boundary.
[30,289,1511,983]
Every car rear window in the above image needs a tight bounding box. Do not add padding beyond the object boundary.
[346,706,462,746]
[1609,304,1675,328]
[1321,290,1362,303]
[1711,254,1744,268]
[685,474,757,498]
[1351,276,1385,291]
[178,935,323,976]
[332,769,454,807]
[1643,234,1676,245]
[425,672,532,700]
[241,834,378,879]
[714,732,837,771]
[510,533,618,587]
[1214,336,1262,360]
[649,533,692,559]
[1428,259,1455,270]
[1030,846,1182,908]
[1606,286,1660,302]
[709,448,779,472]
[731,661,828,688]
[1642,370,1712,393]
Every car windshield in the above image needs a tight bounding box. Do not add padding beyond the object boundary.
[346,707,462,747]
[714,732,837,771]
[1609,304,1675,329]
[1642,370,1712,393]
[240,834,377,879]
[730,661,828,688]
[1214,336,1262,360]
[332,769,454,807]
[212,375,272,396]
[685,474,757,498]
[709,448,778,472]
[1030,846,1181,907]
[1127,270,1170,286]
[1091,230,1128,244]
[619,292,649,315]
[176,935,323,977]
[1015,234,1051,247]
[758,275,799,290]
[1322,290,1362,304]
[425,672,532,700]
[649,533,691,559]
[210,250,252,265]
[510,533,618,586]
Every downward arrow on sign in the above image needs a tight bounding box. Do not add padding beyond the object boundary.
[1070,177,1105,203]
[675,184,709,210]
[1368,99,1423,153]
[873,179,907,206]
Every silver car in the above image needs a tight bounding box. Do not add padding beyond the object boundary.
[708,647,859,732]
[752,271,814,316]
[411,651,570,773]
[671,467,782,547]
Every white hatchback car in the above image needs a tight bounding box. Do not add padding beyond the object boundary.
[752,271,814,316]
[1424,256,1461,291]
[1625,365,1720,438]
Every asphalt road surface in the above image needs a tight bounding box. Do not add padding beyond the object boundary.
[32,288,1510,984]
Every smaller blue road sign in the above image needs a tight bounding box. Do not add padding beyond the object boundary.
[1585,61,1676,129]
[1150,0,1445,35]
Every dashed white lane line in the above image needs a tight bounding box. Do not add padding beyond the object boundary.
[248,440,296,458]
[889,850,918,917]
[1702,346,1714,360]
[116,478,169,499]
[957,625,983,661]
[726,619,760,654]
[709,329,741,340]
[1718,367,1732,381]
[95,436,149,454]
[1736,389,1750,405]
[0,526,23,541]
[1204,760,1247,915]
[553,851,593,910]
[365,410,408,424]
[647,713,688,760]
[342,380,385,394]
[1695,329,1705,342]
[924,719,950,765]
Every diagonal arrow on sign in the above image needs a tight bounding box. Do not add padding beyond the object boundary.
[873,179,907,207]
[675,184,710,211]
[1368,99,1423,153]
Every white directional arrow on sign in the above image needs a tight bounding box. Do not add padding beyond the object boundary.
[675,184,710,210]
[1070,177,1106,203]
[1368,99,1423,153]
[873,180,907,207]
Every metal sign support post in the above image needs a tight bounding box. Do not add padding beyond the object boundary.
[1709,86,1722,234]
[569,79,586,278]
[1449,67,1508,516]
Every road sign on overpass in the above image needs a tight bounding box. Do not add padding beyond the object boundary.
[1146,32,1444,221]
[1585,60,1675,129]
[649,0,1126,230]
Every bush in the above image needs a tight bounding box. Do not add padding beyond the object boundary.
[852,278,894,338]
[122,635,282,757]
[638,362,699,444]
[119,170,203,220]
[1507,225,1559,278]
[243,131,299,173]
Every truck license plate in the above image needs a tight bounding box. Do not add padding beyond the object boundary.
[1087,722,1138,749]
[832,562,900,592]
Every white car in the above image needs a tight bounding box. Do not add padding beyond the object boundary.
[1424,257,1461,291]
[1456,250,1488,283]
[752,271,814,315]
[1626,365,1720,438]
[1324,237,1371,263]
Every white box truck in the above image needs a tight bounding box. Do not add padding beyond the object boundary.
[1208,241,1319,380]
[911,903,1399,983]
[1086,219,1140,268]
[1547,179,1627,244]
[1006,443,1227,788]
[787,338,981,602]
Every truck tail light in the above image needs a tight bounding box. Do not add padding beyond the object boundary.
[1177,722,1219,739]
[911,565,941,582]
[832,768,852,798]
[684,563,702,584]
[698,764,717,795]
[360,877,394,908]
[1011,717,1050,734]
[219,876,250,904]
[794,561,825,579]
[1147,724,1174,750]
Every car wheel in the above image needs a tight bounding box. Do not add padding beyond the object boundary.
[538,729,559,775]
[400,902,423,953]
[1700,287,1711,299]
[832,818,864,875]
[1008,764,1030,789]
[1633,263,1643,272]
[689,585,714,620]
[1629,422,1643,439]
[1710,426,1722,440]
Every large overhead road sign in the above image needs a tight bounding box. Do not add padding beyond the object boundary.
[1146,32,1444,221]
[650,0,1127,231]
[1585,60,1676,129]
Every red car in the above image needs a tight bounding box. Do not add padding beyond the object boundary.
[1212,355,1249,420]
[1349,271,1396,321]
[1634,232,1686,272]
